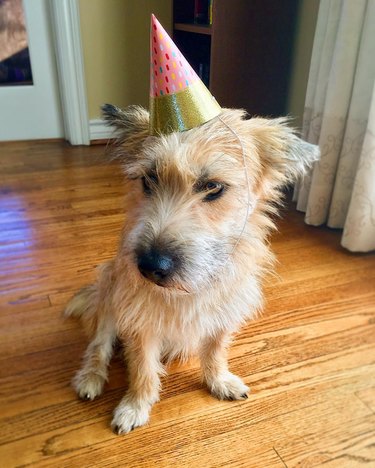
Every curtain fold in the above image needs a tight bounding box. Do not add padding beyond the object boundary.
[294,0,375,252]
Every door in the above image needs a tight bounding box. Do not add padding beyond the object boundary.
[0,0,63,141]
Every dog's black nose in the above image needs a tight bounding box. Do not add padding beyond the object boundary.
[137,249,174,284]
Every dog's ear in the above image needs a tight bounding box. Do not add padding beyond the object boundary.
[246,117,319,194]
[102,103,150,154]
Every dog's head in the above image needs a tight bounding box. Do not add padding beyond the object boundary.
[103,104,318,294]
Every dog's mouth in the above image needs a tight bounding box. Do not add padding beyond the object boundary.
[140,272,192,294]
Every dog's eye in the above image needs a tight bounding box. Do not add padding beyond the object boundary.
[141,175,157,195]
[202,181,225,202]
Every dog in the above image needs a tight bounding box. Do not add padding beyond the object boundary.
[65,104,319,434]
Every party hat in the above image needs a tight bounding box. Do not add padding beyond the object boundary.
[149,14,222,135]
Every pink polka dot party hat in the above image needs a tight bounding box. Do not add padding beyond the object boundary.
[149,14,222,135]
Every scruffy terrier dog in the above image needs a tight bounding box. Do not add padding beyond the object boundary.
[65,104,318,434]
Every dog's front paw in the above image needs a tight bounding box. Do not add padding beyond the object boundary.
[208,371,249,401]
[73,370,106,401]
[111,396,151,435]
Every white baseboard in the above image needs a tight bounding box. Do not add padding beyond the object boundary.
[89,119,120,141]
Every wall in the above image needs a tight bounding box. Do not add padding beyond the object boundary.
[79,0,172,119]
[287,0,320,130]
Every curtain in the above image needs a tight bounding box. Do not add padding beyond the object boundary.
[294,0,375,252]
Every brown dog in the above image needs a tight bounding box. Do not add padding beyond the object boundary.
[65,105,318,434]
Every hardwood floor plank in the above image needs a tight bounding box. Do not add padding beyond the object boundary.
[274,404,375,467]
[356,387,375,414]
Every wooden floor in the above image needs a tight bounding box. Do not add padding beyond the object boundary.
[0,140,374,468]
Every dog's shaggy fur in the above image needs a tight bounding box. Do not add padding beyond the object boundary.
[65,105,318,434]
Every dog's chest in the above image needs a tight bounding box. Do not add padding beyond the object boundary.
[117,274,262,357]
[156,295,250,358]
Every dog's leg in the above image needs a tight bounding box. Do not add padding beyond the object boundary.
[73,320,116,401]
[200,332,249,400]
[111,333,163,434]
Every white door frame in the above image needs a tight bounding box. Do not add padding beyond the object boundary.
[49,0,90,145]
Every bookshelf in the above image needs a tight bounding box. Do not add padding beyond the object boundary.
[173,0,300,117]
[174,23,211,36]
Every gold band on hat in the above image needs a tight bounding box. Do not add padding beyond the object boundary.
[150,80,222,135]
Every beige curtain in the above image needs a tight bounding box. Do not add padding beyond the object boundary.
[294,0,375,252]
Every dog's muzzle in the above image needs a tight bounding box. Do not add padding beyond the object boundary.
[137,248,175,286]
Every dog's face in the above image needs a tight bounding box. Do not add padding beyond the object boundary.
[103,105,318,294]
